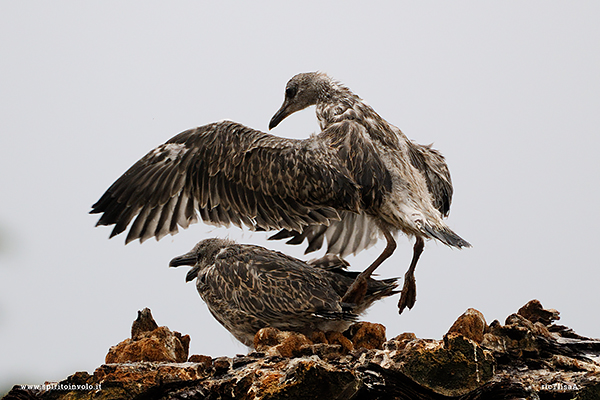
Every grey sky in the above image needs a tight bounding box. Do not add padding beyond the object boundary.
[1,1,599,390]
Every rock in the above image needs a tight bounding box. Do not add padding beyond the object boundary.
[308,330,328,344]
[104,308,190,363]
[384,332,417,351]
[5,300,600,400]
[253,326,281,349]
[447,308,488,344]
[130,307,158,340]
[212,356,232,375]
[398,332,495,396]
[394,332,417,341]
[551,354,600,373]
[482,311,557,361]
[325,331,354,354]
[517,299,560,325]
[254,327,313,358]
[259,358,360,400]
[4,362,211,400]
[479,300,600,398]
[253,324,373,359]
[309,343,343,360]
[344,321,386,350]
[188,353,212,365]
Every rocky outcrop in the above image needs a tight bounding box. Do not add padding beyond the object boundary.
[5,300,600,400]
[105,308,190,364]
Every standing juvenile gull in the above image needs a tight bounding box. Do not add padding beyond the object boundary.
[169,238,399,347]
[268,72,471,313]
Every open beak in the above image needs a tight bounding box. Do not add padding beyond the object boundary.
[170,252,201,283]
[169,252,196,268]
[269,101,292,130]
[185,266,201,282]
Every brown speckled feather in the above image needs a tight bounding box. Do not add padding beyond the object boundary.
[91,121,360,243]
[266,72,470,313]
[268,72,470,258]
[407,142,453,217]
[170,238,398,346]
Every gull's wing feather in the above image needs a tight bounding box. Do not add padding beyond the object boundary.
[91,120,360,243]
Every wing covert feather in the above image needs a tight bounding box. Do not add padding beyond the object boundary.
[407,142,453,217]
[211,245,344,318]
[91,121,360,243]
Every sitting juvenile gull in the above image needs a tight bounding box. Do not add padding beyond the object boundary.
[268,72,471,313]
[169,238,399,347]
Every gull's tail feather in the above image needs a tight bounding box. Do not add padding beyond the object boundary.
[422,225,471,249]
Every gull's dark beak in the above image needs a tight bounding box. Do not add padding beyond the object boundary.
[169,252,197,268]
[169,252,201,283]
[185,266,201,282]
[269,101,292,130]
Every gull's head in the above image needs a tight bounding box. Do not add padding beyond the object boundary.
[169,238,232,282]
[269,72,333,130]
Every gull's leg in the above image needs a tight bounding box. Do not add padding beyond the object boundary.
[398,236,424,314]
[341,228,396,305]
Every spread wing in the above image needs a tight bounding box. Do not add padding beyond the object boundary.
[90,120,360,243]
[407,141,453,217]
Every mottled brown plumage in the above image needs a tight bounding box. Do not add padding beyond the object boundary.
[169,238,398,347]
[268,72,471,313]
[91,121,359,244]
[90,72,470,313]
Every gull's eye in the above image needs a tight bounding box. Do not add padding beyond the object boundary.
[285,86,297,98]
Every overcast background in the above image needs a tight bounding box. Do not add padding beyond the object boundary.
[1,1,599,393]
